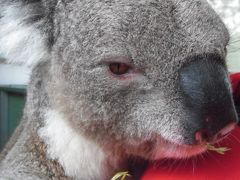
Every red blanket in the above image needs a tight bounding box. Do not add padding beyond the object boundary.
[231,73,240,104]
[142,73,240,180]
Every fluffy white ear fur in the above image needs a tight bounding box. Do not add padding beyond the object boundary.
[38,109,106,179]
[0,3,48,67]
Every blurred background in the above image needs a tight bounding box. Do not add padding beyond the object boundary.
[0,0,239,150]
[208,0,240,72]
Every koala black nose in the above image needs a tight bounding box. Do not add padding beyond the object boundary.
[179,54,238,144]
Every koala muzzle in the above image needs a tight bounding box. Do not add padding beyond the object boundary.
[179,54,239,144]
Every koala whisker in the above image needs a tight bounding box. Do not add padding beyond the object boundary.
[229,134,240,145]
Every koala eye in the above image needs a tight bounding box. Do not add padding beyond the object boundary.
[109,63,131,75]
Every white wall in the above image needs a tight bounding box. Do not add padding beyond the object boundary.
[227,38,240,73]
[0,64,30,85]
[208,0,240,73]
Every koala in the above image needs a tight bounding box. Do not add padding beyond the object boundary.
[0,0,238,179]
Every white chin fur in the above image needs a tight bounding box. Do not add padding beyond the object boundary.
[38,109,106,179]
[0,3,48,67]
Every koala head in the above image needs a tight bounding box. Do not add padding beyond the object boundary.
[44,0,239,161]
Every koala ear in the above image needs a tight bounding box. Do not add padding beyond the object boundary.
[0,2,49,67]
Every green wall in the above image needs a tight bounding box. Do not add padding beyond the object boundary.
[0,86,26,151]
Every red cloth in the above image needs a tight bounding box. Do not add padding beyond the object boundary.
[142,127,240,180]
[142,73,240,180]
[230,73,240,104]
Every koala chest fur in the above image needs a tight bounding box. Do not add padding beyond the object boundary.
[0,0,238,179]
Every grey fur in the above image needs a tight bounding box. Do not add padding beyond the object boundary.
[0,0,235,179]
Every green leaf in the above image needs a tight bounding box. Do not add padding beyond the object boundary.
[111,171,131,180]
[206,143,231,155]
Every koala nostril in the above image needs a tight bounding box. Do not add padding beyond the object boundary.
[195,129,208,143]
[205,116,213,123]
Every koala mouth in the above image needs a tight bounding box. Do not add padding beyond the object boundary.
[153,132,233,160]
[152,123,237,160]
[153,140,207,160]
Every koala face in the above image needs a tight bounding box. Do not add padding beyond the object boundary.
[48,0,237,160]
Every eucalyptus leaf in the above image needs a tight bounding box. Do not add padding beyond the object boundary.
[111,171,131,180]
[206,143,231,155]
